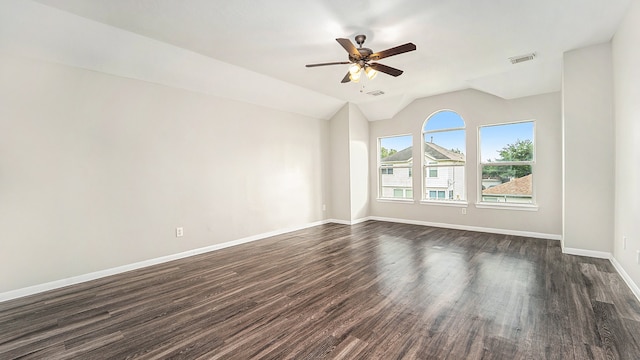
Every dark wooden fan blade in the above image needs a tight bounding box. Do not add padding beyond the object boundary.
[369,43,416,61]
[306,61,351,68]
[369,62,404,77]
[336,38,361,59]
[341,72,351,83]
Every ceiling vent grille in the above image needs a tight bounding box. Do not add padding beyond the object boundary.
[366,90,385,96]
[509,53,536,64]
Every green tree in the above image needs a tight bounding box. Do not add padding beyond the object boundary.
[483,139,533,180]
[380,147,397,159]
[482,160,502,179]
[498,139,533,162]
[499,139,532,178]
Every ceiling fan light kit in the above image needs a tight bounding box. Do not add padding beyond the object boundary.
[349,68,362,82]
[306,34,416,83]
[364,65,378,80]
[347,63,377,83]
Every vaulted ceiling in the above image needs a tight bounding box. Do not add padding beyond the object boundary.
[2,0,632,120]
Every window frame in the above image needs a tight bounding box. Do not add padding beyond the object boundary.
[476,120,538,211]
[377,134,414,203]
[421,110,468,207]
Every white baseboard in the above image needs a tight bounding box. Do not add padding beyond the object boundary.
[327,218,352,225]
[367,216,562,241]
[0,219,331,303]
[369,217,640,304]
[562,248,640,304]
[562,247,612,259]
[327,217,371,226]
[610,256,640,303]
[7,217,637,307]
[351,217,371,225]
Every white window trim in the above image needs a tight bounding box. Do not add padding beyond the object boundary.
[420,200,469,208]
[474,202,538,211]
[377,134,413,201]
[477,120,536,208]
[377,198,417,204]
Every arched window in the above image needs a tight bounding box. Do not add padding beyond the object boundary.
[422,110,466,202]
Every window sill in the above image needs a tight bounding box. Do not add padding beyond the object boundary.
[377,198,416,204]
[419,200,468,208]
[474,202,538,211]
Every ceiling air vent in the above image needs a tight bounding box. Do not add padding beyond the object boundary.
[509,53,536,64]
[366,90,385,96]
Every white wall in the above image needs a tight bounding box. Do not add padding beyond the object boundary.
[0,0,343,121]
[612,0,640,290]
[369,89,562,237]
[4,0,635,299]
[562,43,614,253]
[348,104,370,221]
[328,103,370,223]
[0,54,330,293]
[329,104,351,222]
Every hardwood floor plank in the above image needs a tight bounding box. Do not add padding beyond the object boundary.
[328,335,368,360]
[2,221,640,359]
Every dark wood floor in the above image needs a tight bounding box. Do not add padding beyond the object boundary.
[2,221,640,359]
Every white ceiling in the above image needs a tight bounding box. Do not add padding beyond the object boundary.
[5,0,633,120]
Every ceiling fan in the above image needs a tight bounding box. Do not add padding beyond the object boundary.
[306,34,416,83]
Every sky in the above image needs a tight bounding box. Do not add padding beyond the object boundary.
[480,121,534,162]
[379,111,534,162]
[425,130,465,153]
[380,134,412,152]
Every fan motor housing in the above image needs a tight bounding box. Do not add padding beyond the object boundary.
[349,47,372,62]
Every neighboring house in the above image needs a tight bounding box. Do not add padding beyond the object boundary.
[380,147,414,199]
[380,142,465,200]
[482,174,532,203]
[423,142,465,200]
[482,177,503,190]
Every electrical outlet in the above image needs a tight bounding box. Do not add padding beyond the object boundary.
[624,236,627,250]
[461,208,467,215]
[636,250,640,265]
[176,227,184,237]
[322,204,326,211]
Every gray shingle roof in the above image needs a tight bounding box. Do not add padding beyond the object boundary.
[424,142,465,161]
[381,143,464,163]
[381,146,413,162]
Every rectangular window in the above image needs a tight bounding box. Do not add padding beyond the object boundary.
[426,190,447,200]
[479,121,535,205]
[379,135,413,200]
[428,168,438,177]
